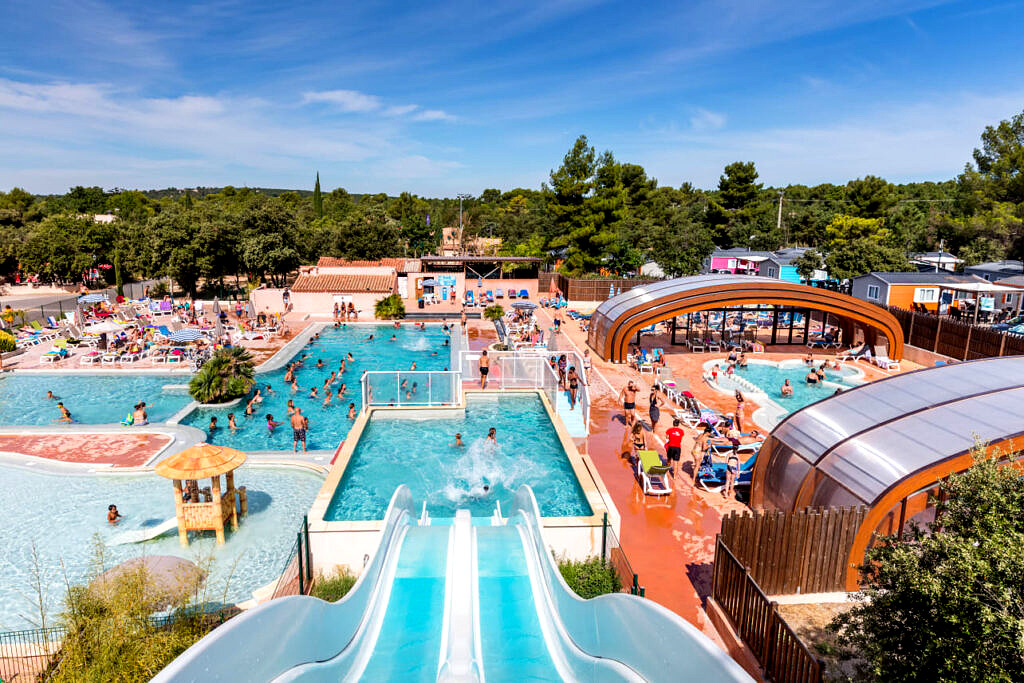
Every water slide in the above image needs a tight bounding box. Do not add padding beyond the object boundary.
[108,517,179,545]
[154,487,751,682]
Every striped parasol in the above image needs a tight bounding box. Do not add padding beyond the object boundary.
[167,328,205,343]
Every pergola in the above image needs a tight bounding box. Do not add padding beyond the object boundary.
[155,444,249,546]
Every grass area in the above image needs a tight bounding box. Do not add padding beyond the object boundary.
[310,568,357,602]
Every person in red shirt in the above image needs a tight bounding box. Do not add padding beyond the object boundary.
[665,418,685,477]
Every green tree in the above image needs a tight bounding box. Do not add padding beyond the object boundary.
[239,203,301,287]
[717,161,762,211]
[791,249,824,282]
[825,238,909,280]
[188,347,256,403]
[845,176,895,218]
[313,172,323,219]
[373,293,405,319]
[148,209,203,295]
[546,135,616,274]
[19,216,100,282]
[833,450,1024,682]
[647,208,715,277]
[971,108,1024,205]
[824,214,893,249]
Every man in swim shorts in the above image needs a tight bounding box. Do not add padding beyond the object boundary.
[291,408,307,453]
[479,350,490,389]
[619,381,638,426]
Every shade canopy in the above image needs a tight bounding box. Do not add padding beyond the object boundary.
[83,321,128,334]
[421,279,439,286]
[78,293,109,304]
[155,443,247,480]
[512,301,537,310]
[167,328,205,343]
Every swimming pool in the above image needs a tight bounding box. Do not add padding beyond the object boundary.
[0,463,324,630]
[179,324,452,451]
[0,324,454,451]
[0,374,190,425]
[324,393,592,521]
[712,359,862,417]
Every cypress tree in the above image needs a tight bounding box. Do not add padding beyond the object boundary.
[313,172,323,219]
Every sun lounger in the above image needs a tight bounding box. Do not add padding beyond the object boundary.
[696,452,757,494]
[79,350,102,364]
[485,291,494,302]
[871,344,901,371]
[636,449,672,496]
[836,344,869,362]
[519,289,528,298]
[41,345,69,363]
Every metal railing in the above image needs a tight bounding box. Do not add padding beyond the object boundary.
[360,370,461,409]
[713,536,824,683]
[0,625,64,681]
[272,515,314,598]
[460,348,591,434]
[600,512,644,596]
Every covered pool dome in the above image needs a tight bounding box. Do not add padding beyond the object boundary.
[750,356,1024,590]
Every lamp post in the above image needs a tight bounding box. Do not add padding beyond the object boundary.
[457,193,472,255]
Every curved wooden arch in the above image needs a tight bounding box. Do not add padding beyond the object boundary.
[587,276,904,363]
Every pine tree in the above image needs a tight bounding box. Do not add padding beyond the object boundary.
[313,172,323,219]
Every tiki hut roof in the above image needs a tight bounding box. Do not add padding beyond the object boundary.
[155,443,247,480]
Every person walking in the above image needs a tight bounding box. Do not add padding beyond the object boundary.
[734,390,745,432]
[618,381,638,426]
[478,350,490,389]
[567,367,580,409]
[691,423,712,483]
[648,388,661,430]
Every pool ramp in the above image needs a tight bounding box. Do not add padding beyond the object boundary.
[553,389,587,438]
[153,486,752,682]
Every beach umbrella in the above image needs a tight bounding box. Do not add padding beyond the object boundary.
[512,301,538,310]
[78,293,108,304]
[609,284,615,298]
[84,320,126,334]
[246,299,256,318]
[212,298,223,339]
[167,328,204,343]
[422,279,438,286]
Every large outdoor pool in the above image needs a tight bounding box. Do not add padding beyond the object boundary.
[717,360,862,415]
[0,463,324,630]
[324,393,592,521]
[180,323,452,451]
[0,324,454,451]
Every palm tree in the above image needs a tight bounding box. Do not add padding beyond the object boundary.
[188,347,255,403]
[483,304,504,322]
[374,294,406,320]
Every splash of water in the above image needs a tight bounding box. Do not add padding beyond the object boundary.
[403,335,434,352]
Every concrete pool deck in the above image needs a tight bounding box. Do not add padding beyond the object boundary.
[533,306,920,644]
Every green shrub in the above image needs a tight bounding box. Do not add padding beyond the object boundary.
[483,304,504,321]
[0,329,16,352]
[557,555,621,599]
[188,347,255,403]
[311,569,357,602]
[374,293,405,320]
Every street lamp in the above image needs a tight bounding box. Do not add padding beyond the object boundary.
[456,193,472,254]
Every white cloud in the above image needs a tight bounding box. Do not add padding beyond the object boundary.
[371,155,463,179]
[412,109,455,122]
[301,89,382,112]
[385,104,419,116]
[0,77,463,193]
[689,108,725,132]
[632,90,1024,189]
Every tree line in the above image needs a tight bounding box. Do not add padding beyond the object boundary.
[1,109,1022,293]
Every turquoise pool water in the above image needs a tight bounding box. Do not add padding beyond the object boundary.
[180,324,452,451]
[325,394,592,520]
[0,464,324,630]
[0,374,190,425]
[727,362,860,414]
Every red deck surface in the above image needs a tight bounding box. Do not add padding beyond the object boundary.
[0,433,171,467]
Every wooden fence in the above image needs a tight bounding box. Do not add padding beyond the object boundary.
[720,506,866,595]
[539,272,656,302]
[885,305,1024,360]
[713,537,824,683]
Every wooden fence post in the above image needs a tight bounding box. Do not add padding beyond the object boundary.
[933,316,942,353]
[999,333,1007,357]
[963,325,972,361]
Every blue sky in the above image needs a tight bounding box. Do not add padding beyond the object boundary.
[1,0,1022,195]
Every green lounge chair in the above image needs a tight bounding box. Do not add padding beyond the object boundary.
[636,449,672,496]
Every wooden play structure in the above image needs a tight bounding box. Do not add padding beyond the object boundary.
[155,444,249,546]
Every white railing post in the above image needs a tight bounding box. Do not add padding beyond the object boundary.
[396,371,400,407]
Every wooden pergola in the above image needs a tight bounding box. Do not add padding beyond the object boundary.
[155,444,249,546]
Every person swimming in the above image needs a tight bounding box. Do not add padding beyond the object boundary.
[107,504,123,525]
[452,433,464,447]
[55,402,73,423]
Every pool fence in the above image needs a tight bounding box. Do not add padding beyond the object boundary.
[712,537,824,683]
